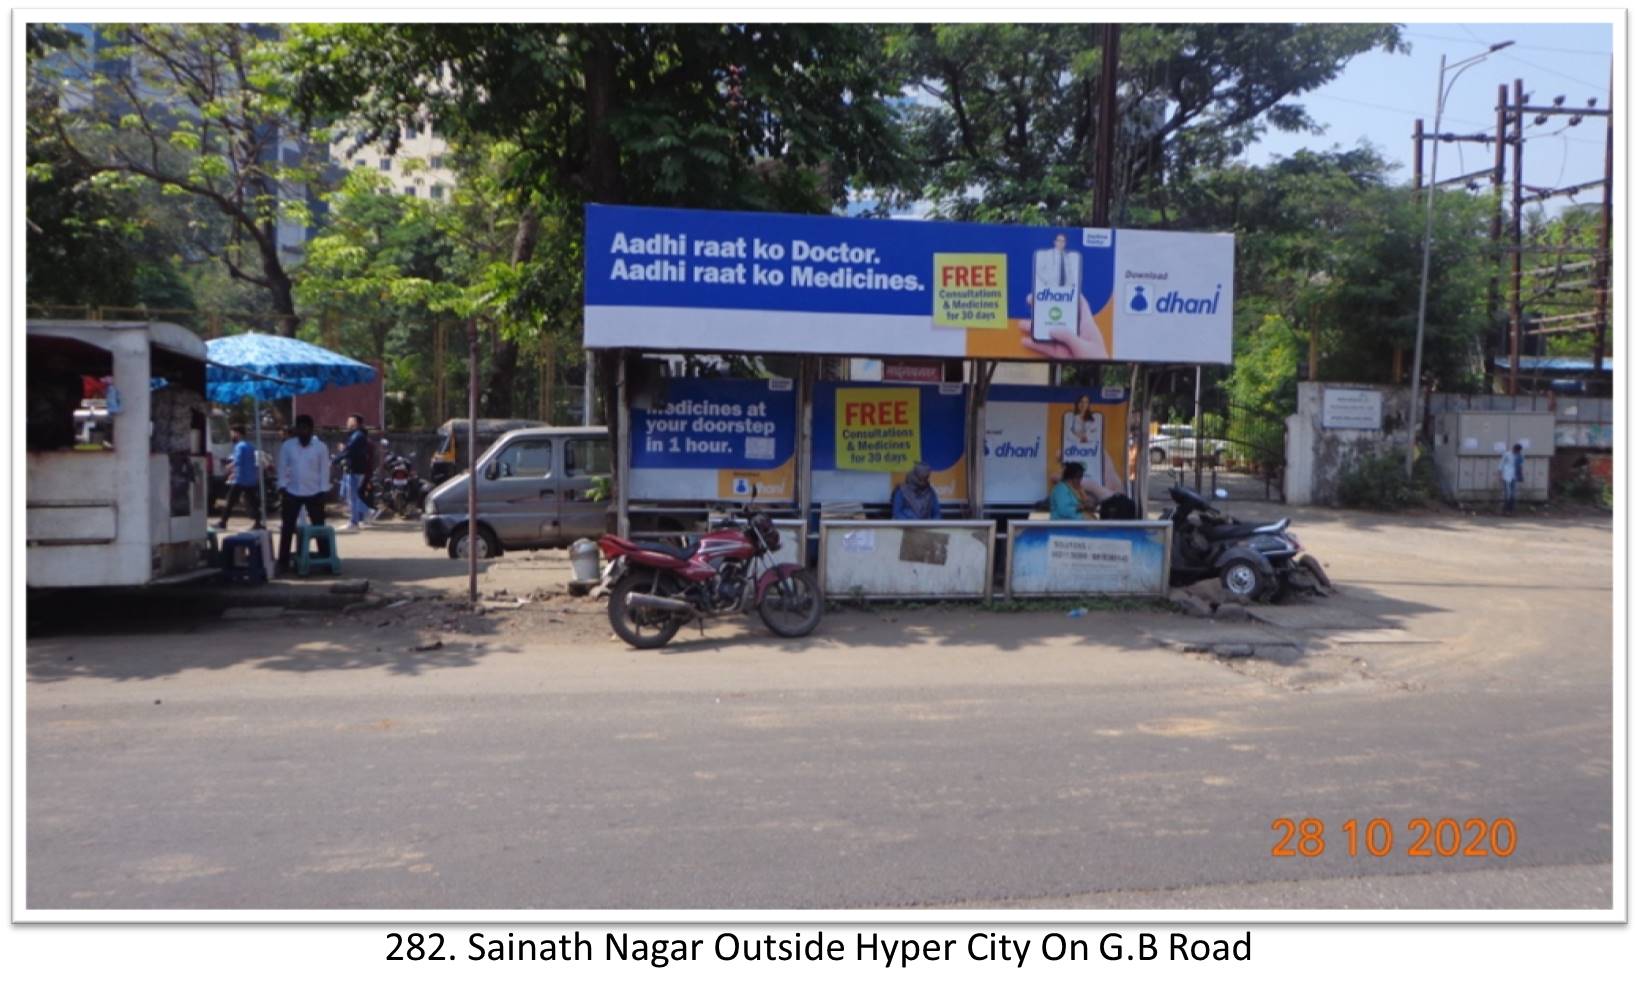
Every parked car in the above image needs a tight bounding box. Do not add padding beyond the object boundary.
[1149,423,1229,466]
[423,426,616,558]
[429,418,548,485]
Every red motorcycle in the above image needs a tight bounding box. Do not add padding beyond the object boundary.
[596,498,822,649]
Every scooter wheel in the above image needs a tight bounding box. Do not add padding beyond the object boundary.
[1220,556,1269,602]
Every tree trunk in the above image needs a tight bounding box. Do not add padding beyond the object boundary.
[481,205,541,417]
[585,31,624,452]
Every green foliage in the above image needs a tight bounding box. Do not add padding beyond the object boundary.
[880,23,1402,223]
[1225,314,1304,415]
[32,23,328,325]
[1335,450,1438,510]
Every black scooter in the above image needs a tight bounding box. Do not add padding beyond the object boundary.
[1163,484,1331,601]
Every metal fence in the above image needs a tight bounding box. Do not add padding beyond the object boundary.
[1146,402,1288,503]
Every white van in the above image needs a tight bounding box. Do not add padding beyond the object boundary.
[26,321,214,587]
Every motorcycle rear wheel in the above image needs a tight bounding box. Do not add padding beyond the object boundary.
[758,569,823,638]
[607,572,685,649]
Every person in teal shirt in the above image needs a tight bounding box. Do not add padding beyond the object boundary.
[1050,461,1118,519]
[1050,462,1089,519]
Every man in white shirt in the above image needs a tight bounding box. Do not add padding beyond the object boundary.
[276,414,333,573]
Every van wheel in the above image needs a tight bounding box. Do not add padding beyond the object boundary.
[448,525,500,559]
[1150,447,1167,465]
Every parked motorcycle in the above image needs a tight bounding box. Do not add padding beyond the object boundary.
[372,440,428,520]
[596,493,822,649]
[1163,484,1331,601]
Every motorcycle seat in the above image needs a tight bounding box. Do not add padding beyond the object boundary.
[1202,518,1288,542]
[634,539,700,561]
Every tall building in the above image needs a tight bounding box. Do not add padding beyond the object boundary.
[330,118,458,202]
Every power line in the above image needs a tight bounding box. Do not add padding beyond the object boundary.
[1497,53,1610,93]
[1403,30,1611,57]
[1309,91,1490,128]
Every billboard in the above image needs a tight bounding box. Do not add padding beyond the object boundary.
[812,382,968,504]
[983,384,1130,504]
[585,205,1234,364]
[628,378,797,502]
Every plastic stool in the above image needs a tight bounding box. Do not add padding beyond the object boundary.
[295,524,342,576]
[220,533,268,584]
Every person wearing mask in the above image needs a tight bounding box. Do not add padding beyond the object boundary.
[333,413,372,532]
[891,462,942,520]
[217,424,263,530]
[277,414,332,574]
[1498,442,1525,514]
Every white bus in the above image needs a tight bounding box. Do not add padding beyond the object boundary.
[26,321,214,587]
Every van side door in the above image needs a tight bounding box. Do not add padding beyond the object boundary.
[479,437,560,549]
[559,434,613,543]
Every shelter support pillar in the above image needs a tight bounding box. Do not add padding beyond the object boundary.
[615,349,631,539]
[795,356,815,532]
[968,361,996,515]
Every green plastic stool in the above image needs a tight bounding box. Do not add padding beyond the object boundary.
[295,524,341,576]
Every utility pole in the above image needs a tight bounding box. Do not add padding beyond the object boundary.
[1091,23,1120,228]
[1412,119,1424,189]
[1409,41,1513,481]
[1593,66,1613,379]
[1508,78,1525,396]
[1488,85,1507,381]
[466,317,479,605]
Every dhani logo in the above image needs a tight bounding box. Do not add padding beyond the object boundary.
[985,436,1042,459]
[1124,280,1221,316]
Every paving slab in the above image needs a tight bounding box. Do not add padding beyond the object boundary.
[1245,602,1396,630]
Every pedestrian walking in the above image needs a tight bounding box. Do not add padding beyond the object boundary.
[1499,442,1524,513]
[276,414,332,574]
[333,413,371,532]
[217,424,263,530]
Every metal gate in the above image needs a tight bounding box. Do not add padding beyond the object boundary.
[1146,403,1288,503]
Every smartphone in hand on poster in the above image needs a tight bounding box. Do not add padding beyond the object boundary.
[1031,233,1082,342]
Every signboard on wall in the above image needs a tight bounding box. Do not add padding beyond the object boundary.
[628,378,797,502]
[812,382,968,504]
[1322,388,1384,430]
[983,384,1129,503]
[585,204,1235,364]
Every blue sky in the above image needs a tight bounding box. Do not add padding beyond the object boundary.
[1248,21,1615,203]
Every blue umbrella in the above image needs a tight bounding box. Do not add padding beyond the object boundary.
[205,332,376,403]
[205,332,377,529]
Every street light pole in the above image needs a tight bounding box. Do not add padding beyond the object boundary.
[1407,41,1513,481]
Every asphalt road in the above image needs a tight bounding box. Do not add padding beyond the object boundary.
[25,508,1614,911]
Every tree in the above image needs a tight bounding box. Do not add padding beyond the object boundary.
[881,23,1404,225]
[35,24,329,333]
[287,23,910,415]
[297,168,456,362]
[25,24,195,312]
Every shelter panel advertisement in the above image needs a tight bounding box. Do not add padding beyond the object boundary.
[812,382,967,503]
[983,384,1129,504]
[628,377,796,502]
[585,204,1233,364]
[1007,522,1170,596]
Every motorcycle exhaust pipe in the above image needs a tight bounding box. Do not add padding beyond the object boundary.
[625,592,692,613]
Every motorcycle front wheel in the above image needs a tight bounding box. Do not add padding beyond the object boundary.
[607,572,685,649]
[757,568,823,638]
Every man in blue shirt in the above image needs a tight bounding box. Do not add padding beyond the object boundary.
[1498,442,1525,513]
[217,424,264,530]
[333,413,372,532]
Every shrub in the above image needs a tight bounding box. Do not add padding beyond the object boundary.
[1336,450,1436,510]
